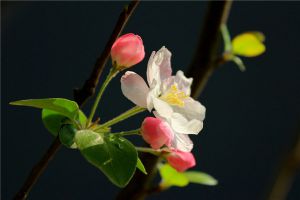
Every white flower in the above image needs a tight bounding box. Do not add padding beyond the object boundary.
[121,47,206,152]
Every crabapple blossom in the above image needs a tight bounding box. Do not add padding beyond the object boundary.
[121,46,205,152]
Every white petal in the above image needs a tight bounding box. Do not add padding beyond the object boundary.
[185,98,206,121]
[147,51,160,87]
[174,70,193,96]
[146,93,154,111]
[153,98,173,118]
[146,81,162,111]
[173,98,206,121]
[170,113,203,134]
[147,47,172,87]
[172,133,193,152]
[156,47,172,81]
[121,71,149,108]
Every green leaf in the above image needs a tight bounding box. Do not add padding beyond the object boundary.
[232,32,266,57]
[78,110,87,127]
[42,109,66,136]
[59,124,77,149]
[42,109,86,137]
[75,132,138,187]
[136,158,147,175]
[159,164,189,188]
[10,98,79,120]
[184,171,218,186]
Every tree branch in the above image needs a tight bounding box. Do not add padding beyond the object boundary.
[115,1,232,199]
[74,0,140,106]
[13,1,140,199]
[188,0,232,98]
[13,137,61,200]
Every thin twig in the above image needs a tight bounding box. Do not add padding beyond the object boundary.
[74,0,140,106]
[266,131,300,200]
[188,0,233,98]
[13,1,140,199]
[116,1,232,199]
[13,137,61,200]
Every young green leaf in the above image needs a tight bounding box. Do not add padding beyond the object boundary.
[42,109,86,137]
[10,98,79,120]
[136,158,147,175]
[184,171,218,186]
[232,32,266,57]
[78,110,87,127]
[42,109,67,137]
[59,124,77,149]
[159,164,189,188]
[75,132,138,187]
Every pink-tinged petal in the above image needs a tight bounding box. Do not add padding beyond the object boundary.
[172,133,194,152]
[121,71,149,107]
[166,150,196,172]
[174,70,193,96]
[147,47,172,87]
[146,51,158,86]
[156,47,172,81]
[170,113,203,134]
[141,117,173,149]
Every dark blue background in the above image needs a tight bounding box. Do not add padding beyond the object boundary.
[2,1,300,200]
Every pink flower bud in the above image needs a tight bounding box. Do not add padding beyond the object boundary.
[141,117,173,150]
[111,33,145,69]
[166,150,196,172]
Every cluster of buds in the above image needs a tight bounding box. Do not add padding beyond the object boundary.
[141,117,196,172]
[111,33,203,172]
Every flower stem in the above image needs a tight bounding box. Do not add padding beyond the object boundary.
[87,68,118,126]
[220,23,232,52]
[113,129,141,136]
[136,147,161,156]
[97,106,146,128]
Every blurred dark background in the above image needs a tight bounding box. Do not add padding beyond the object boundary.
[2,1,300,200]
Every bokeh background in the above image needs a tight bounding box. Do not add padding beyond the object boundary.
[2,1,300,200]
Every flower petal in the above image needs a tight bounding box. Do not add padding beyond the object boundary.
[170,113,203,134]
[156,47,172,81]
[153,98,173,119]
[121,71,149,107]
[146,81,161,111]
[174,70,193,96]
[172,133,194,152]
[147,51,160,87]
[173,98,206,121]
[147,47,172,87]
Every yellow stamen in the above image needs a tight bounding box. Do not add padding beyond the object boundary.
[160,84,188,107]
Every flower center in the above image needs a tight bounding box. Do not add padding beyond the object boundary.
[160,84,188,107]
